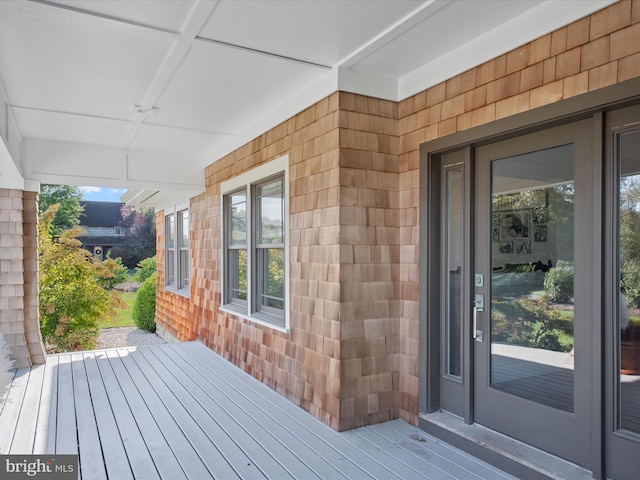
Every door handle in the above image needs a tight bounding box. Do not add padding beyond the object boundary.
[474,294,484,342]
[473,305,478,338]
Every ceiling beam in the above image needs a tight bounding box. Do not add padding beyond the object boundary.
[120,0,221,149]
[21,139,205,193]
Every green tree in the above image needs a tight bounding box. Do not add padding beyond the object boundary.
[97,255,129,290]
[110,205,156,268]
[39,184,84,235]
[39,205,123,352]
[134,256,156,283]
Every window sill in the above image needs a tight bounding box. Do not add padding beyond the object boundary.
[219,305,289,333]
[163,285,190,298]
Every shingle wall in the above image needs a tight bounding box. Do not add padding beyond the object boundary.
[157,94,346,429]
[338,94,400,429]
[155,0,640,430]
[395,0,640,424]
[0,188,45,367]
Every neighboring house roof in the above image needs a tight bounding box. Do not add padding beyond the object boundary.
[79,236,128,247]
[80,201,124,228]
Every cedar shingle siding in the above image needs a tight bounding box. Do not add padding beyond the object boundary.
[156,0,640,431]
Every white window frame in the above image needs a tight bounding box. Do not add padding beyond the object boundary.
[164,201,190,297]
[220,155,290,332]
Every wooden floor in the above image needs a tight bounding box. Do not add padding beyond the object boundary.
[0,342,516,479]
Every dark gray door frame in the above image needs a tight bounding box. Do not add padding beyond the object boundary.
[418,77,640,479]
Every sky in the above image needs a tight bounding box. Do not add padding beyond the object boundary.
[78,186,127,203]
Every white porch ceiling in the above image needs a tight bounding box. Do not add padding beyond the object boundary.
[0,0,615,207]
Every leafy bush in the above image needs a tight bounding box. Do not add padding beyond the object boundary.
[133,273,157,332]
[621,258,640,309]
[543,260,574,304]
[492,296,573,352]
[134,256,156,283]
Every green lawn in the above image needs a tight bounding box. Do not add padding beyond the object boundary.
[98,291,137,329]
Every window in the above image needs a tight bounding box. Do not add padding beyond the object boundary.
[178,209,189,290]
[165,205,190,295]
[165,213,175,287]
[221,155,289,330]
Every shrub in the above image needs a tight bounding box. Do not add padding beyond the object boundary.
[133,273,157,332]
[134,256,156,283]
[543,260,574,304]
[621,258,640,309]
[491,296,573,352]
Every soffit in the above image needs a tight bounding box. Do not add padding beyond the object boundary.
[0,0,616,206]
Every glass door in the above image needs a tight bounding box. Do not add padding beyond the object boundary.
[436,149,470,418]
[606,106,640,480]
[473,120,594,468]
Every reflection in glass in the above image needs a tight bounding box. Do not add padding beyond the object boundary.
[179,210,189,248]
[445,168,463,377]
[256,177,285,315]
[165,214,175,286]
[258,248,285,311]
[229,192,247,246]
[178,210,189,289]
[229,249,248,302]
[257,178,284,245]
[490,144,575,412]
[618,129,640,433]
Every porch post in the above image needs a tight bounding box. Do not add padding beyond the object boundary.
[0,188,46,367]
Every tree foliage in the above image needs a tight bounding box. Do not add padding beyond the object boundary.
[134,256,156,283]
[39,205,124,352]
[110,205,156,268]
[620,175,640,307]
[39,184,84,236]
[97,255,129,290]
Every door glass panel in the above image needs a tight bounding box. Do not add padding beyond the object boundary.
[445,167,463,377]
[618,129,640,433]
[490,144,575,411]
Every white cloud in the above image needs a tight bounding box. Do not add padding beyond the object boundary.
[78,186,102,194]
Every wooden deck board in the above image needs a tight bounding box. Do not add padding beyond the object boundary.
[150,344,344,480]
[0,341,517,479]
[0,368,16,416]
[8,364,44,454]
[100,352,187,480]
[134,347,265,480]
[89,350,161,480]
[84,352,136,480]
[376,419,516,479]
[125,347,242,480]
[33,355,58,454]
[180,342,402,479]
[71,352,109,480]
[109,349,212,480]
[175,342,388,479]
[0,367,30,454]
[147,345,295,480]
[55,354,78,455]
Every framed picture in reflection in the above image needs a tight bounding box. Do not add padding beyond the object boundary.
[498,241,513,254]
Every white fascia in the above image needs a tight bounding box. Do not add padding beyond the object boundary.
[398,0,618,101]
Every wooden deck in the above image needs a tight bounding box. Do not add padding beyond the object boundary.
[0,342,516,479]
